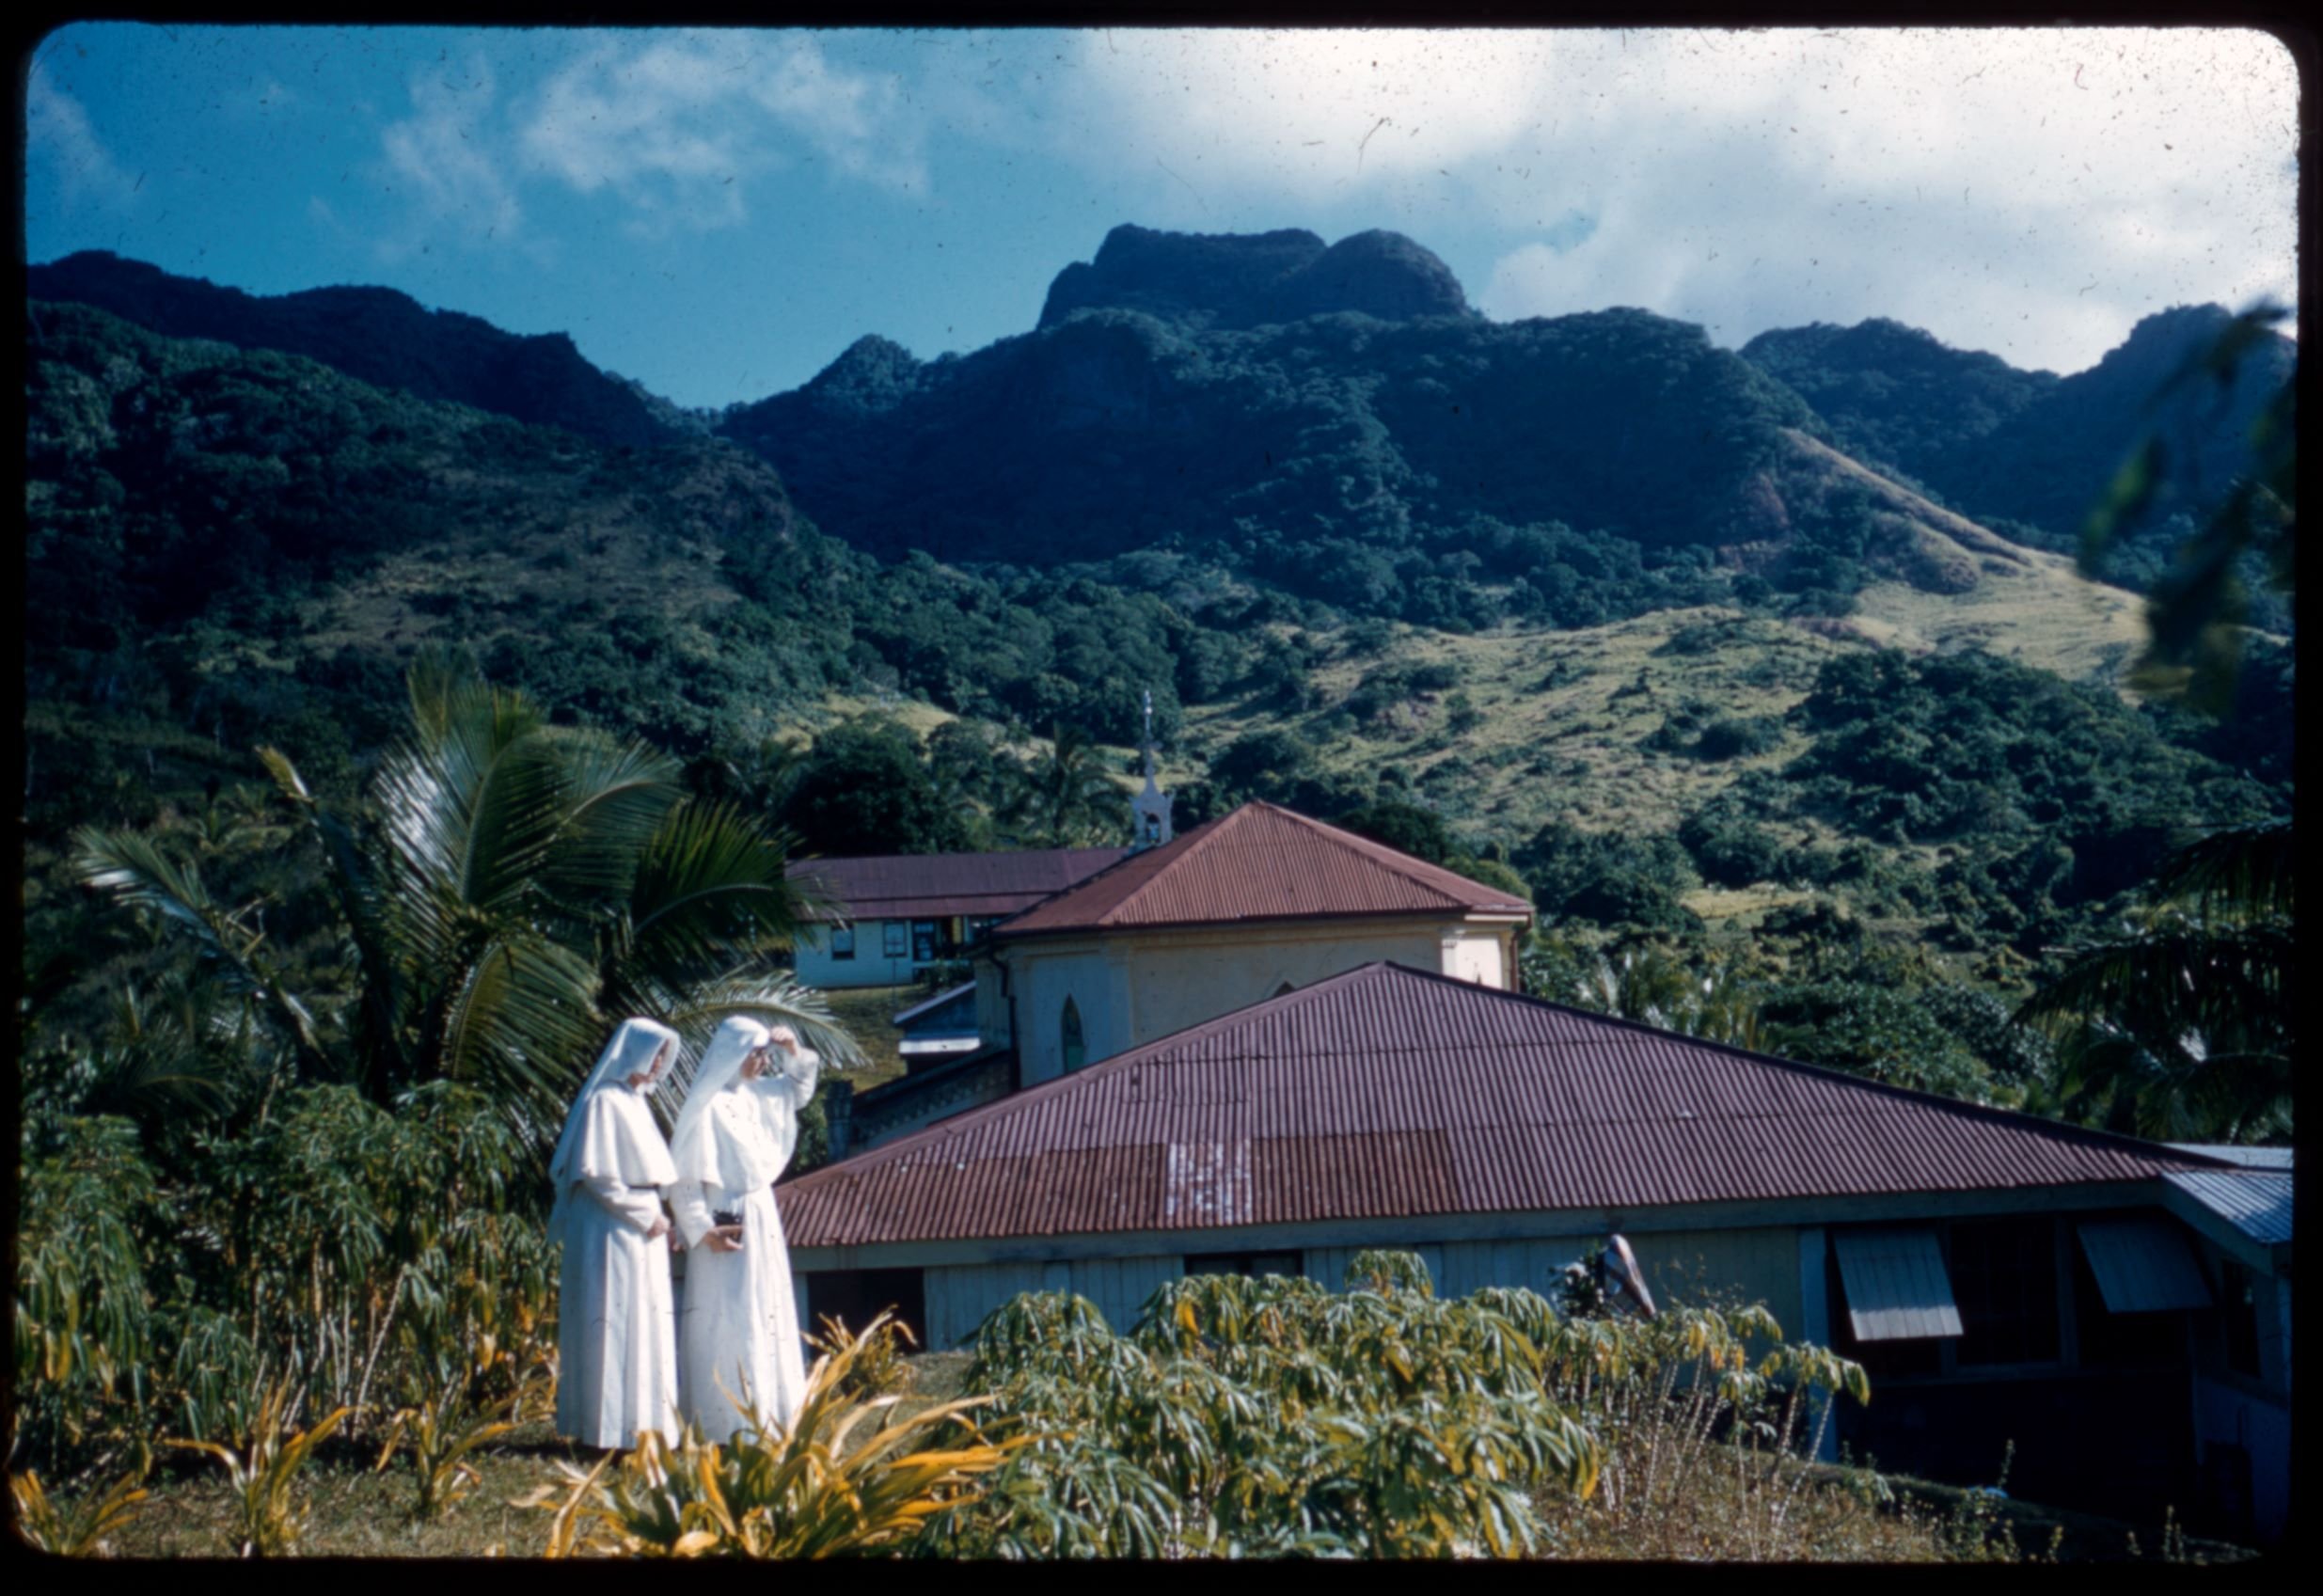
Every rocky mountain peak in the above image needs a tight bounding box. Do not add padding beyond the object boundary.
[1037,223,1472,332]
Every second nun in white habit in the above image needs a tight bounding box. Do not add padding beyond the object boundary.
[668,1015,821,1441]
[548,1016,683,1450]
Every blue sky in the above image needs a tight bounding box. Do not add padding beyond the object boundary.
[25,24,2299,409]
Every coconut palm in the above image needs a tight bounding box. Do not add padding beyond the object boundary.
[77,649,864,1150]
[2015,820,2292,1143]
[1000,723,1122,847]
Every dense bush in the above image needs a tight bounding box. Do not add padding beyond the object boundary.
[13,1082,556,1475]
[913,1251,1864,1558]
[1515,821,1702,931]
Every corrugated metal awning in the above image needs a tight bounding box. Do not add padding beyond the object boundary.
[1834,1228,1963,1341]
[2078,1218,2215,1312]
[2165,1171,2293,1246]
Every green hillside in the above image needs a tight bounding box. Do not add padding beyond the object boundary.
[22,262,2291,1111]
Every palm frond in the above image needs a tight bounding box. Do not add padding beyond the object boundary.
[375,662,561,913]
[2016,921,2291,1046]
[73,827,322,1059]
[435,931,607,1150]
[261,747,412,1086]
[2144,820,2294,922]
[619,801,812,991]
[534,729,683,906]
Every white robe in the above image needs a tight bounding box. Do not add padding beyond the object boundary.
[671,1055,817,1442]
[553,1082,682,1449]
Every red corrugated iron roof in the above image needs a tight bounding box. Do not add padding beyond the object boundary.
[992,801,1531,939]
[780,961,2230,1248]
[786,846,1129,924]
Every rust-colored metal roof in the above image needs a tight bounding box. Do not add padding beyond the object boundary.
[786,847,1129,924]
[991,801,1531,940]
[781,961,2230,1248]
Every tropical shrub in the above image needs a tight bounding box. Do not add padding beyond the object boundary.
[921,1255,1618,1557]
[522,1312,1020,1557]
[7,1458,150,1557]
[163,1377,350,1557]
[13,1117,159,1461]
[75,650,863,1154]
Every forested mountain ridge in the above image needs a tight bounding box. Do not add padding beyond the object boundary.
[21,272,2291,1130]
[26,249,698,450]
[1743,304,2296,619]
[30,231,2287,638]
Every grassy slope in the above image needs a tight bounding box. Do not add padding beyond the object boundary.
[1167,547,2148,924]
[789,524,2150,940]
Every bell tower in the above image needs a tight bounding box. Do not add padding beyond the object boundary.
[1129,689,1174,850]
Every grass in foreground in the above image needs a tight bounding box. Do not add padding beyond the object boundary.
[58,1352,2252,1561]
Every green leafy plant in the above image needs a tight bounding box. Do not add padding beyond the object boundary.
[922,1256,1611,1558]
[12,1117,159,1462]
[809,1312,919,1402]
[520,1311,1020,1557]
[372,1355,536,1522]
[164,1376,350,1557]
[7,1456,150,1556]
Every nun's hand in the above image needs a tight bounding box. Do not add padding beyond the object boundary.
[644,1216,671,1242]
[703,1225,745,1253]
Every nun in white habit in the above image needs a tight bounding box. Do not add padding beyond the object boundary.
[668,1015,820,1442]
[548,1016,684,1450]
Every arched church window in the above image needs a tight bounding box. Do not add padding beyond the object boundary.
[1061,996,1085,1072]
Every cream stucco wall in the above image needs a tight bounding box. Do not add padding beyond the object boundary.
[999,916,1522,1086]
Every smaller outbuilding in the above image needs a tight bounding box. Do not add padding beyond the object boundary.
[785,846,1128,988]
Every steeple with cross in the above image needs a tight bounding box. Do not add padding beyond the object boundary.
[1129,689,1174,850]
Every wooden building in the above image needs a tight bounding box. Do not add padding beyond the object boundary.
[780,961,2287,1541]
[785,846,1127,989]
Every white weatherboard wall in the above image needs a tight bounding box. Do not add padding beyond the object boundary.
[1008,917,1521,1087]
[924,1256,1184,1348]
[796,923,921,989]
[909,1227,1804,1351]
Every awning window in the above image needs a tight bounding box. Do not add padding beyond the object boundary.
[2078,1218,2214,1313]
[1833,1227,1964,1342]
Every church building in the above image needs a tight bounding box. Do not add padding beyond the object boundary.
[839,799,1534,1150]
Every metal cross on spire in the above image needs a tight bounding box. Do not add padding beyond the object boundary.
[1141,688,1156,778]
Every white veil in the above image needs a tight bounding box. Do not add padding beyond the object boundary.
[546,1016,681,1241]
[668,1016,772,1188]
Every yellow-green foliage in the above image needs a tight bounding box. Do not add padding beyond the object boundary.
[372,1351,539,1522]
[8,1458,150,1556]
[810,1312,919,1402]
[928,1254,1871,1559]
[165,1377,350,1557]
[520,1312,1022,1558]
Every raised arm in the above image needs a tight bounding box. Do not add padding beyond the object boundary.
[764,1046,821,1114]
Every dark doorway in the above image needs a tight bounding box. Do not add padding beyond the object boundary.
[805,1268,927,1348]
[1185,1250,1304,1280]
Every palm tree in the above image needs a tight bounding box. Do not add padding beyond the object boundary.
[2015,820,2292,1142]
[1000,723,1122,847]
[2040,303,2295,1141]
[77,650,864,1150]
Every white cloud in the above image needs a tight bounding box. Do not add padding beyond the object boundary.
[26,69,139,209]
[375,56,527,261]
[515,30,926,236]
[1052,29,1556,205]
[1048,27,2298,372]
